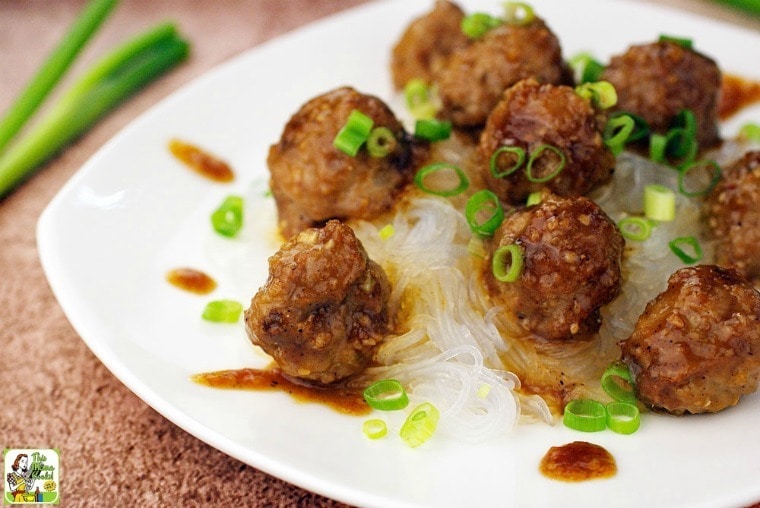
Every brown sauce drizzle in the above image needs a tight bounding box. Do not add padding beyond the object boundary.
[540,441,616,482]
[166,267,217,295]
[169,138,235,182]
[192,367,371,416]
[719,74,760,120]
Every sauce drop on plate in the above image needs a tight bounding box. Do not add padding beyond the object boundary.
[169,138,235,182]
[539,441,617,482]
[719,75,760,120]
[166,268,217,295]
[193,367,370,416]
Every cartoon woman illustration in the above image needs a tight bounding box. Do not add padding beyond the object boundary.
[6,453,35,503]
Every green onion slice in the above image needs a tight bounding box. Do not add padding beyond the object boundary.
[211,195,244,237]
[366,126,397,158]
[503,2,536,25]
[414,162,469,197]
[604,113,635,156]
[333,109,374,156]
[378,224,395,240]
[461,12,502,39]
[610,111,650,142]
[492,244,523,282]
[575,81,617,109]
[202,300,243,323]
[669,236,703,264]
[490,146,526,178]
[617,216,653,242]
[525,144,566,183]
[568,52,605,84]
[606,402,641,435]
[643,184,675,222]
[362,419,388,439]
[563,399,607,432]
[658,34,694,49]
[601,362,637,405]
[362,379,409,411]
[400,402,440,448]
[526,191,542,206]
[678,159,721,197]
[739,122,760,143]
[414,118,452,142]
[465,189,505,237]
[404,78,438,119]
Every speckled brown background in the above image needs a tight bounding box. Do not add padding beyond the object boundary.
[1,1,758,507]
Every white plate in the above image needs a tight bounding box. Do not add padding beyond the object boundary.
[37,1,760,507]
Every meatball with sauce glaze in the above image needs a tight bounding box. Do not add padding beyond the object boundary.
[601,40,722,148]
[478,78,615,205]
[244,220,392,384]
[484,193,624,341]
[435,16,570,128]
[704,150,760,285]
[267,87,427,239]
[620,265,760,415]
[390,0,470,90]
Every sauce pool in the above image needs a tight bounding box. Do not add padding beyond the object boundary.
[539,441,617,482]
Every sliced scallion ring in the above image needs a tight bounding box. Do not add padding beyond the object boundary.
[575,81,617,109]
[211,195,244,237]
[601,362,637,405]
[362,379,409,411]
[678,159,721,197]
[333,109,373,156]
[490,146,526,178]
[525,144,566,183]
[465,189,505,237]
[414,118,452,142]
[404,79,438,119]
[503,2,536,25]
[362,419,388,439]
[526,191,542,206]
[617,216,653,242]
[414,162,469,197]
[604,113,635,156]
[568,52,605,84]
[400,402,440,448]
[610,111,650,142]
[739,122,760,143]
[669,236,703,264]
[563,399,607,432]
[461,12,502,39]
[202,300,243,323]
[643,184,675,222]
[658,34,693,49]
[366,126,397,158]
[606,402,641,435]
[492,244,523,282]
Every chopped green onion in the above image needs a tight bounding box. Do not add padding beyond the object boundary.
[362,419,388,439]
[739,122,760,142]
[669,236,703,264]
[643,184,676,222]
[477,383,492,399]
[414,162,469,197]
[414,118,452,142]
[525,144,566,183]
[378,224,395,240]
[366,126,397,158]
[601,362,637,405]
[617,216,653,242]
[465,189,505,237]
[606,402,641,435]
[563,399,607,432]
[650,110,698,167]
[492,244,523,282]
[0,22,190,198]
[490,146,525,178]
[467,237,488,259]
[333,109,373,157]
[610,111,650,142]
[568,52,605,84]
[604,113,636,156]
[503,2,536,25]
[362,379,409,411]
[526,191,542,206]
[575,81,617,109]
[211,195,244,237]
[678,159,721,197]
[658,34,694,49]
[404,78,438,119]
[202,300,243,323]
[0,0,117,154]
[400,402,440,448]
[461,12,502,39]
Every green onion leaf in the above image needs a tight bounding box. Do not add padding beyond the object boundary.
[618,216,653,242]
[563,399,607,432]
[568,52,605,84]
[333,109,373,157]
[414,162,469,197]
[400,402,440,448]
[461,12,502,39]
[606,402,641,435]
[658,34,694,49]
[503,2,536,25]
[644,184,676,222]
[525,144,566,183]
[669,236,703,264]
[0,22,190,198]
[362,379,409,411]
[678,159,721,197]
[366,126,397,158]
[465,189,505,237]
[601,362,637,405]
[414,118,452,142]
[202,300,243,323]
[739,122,760,143]
[362,419,388,439]
[211,195,244,237]
[492,244,523,282]
[490,146,526,178]
[575,81,618,109]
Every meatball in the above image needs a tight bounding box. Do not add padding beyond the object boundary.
[601,40,722,148]
[244,220,392,384]
[268,87,426,239]
[620,265,760,415]
[704,150,760,284]
[478,78,614,204]
[484,193,624,341]
[435,17,570,128]
[390,0,469,90]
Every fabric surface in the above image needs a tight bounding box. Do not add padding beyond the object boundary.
[0,1,758,507]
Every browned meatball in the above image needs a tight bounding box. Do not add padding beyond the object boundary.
[244,220,392,384]
[620,265,760,415]
[601,40,722,148]
[484,193,624,341]
[390,0,469,90]
[435,17,569,128]
[704,151,760,284]
[478,78,614,205]
[268,87,426,239]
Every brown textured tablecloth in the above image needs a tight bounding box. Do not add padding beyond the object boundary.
[1,1,758,507]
